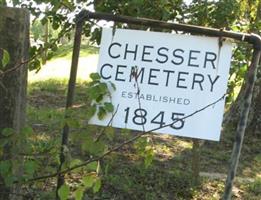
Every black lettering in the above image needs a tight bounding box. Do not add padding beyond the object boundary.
[122,91,127,98]
[115,65,127,82]
[184,99,190,105]
[192,73,204,91]
[177,72,189,89]
[163,70,175,86]
[169,97,176,103]
[188,50,200,67]
[163,96,168,103]
[204,52,217,69]
[142,45,153,62]
[208,74,220,92]
[140,94,145,100]
[148,68,160,85]
[128,92,133,98]
[100,63,112,80]
[156,47,169,64]
[172,49,184,65]
[108,42,121,58]
[124,44,138,60]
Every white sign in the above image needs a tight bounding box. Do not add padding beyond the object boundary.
[89,28,232,141]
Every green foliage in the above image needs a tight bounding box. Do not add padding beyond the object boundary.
[0,48,10,69]
[83,175,96,188]
[134,137,155,169]
[0,0,7,6]
[74,186,84,200]
[0,160,13,186]
[0,127,39,185]
[87,72,115,120]
[81,136,107,156]
[93,177,102,193]
[58,184,70,200]
[248,178,261,195]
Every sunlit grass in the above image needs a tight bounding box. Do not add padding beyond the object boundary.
[28,42,99,82]
[51,42,99,60]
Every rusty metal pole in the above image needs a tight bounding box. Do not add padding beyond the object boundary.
[56,16,84,198]
[222,44,261,200]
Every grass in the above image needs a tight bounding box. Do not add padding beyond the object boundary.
[25,78,261,199]
[51,42,99,60]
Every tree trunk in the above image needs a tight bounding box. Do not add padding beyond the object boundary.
[224,1,261,136]
[0,7,29,199]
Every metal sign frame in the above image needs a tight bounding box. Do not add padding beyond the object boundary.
[58,10,261,200]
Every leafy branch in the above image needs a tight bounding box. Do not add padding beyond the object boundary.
[20,92,226,184]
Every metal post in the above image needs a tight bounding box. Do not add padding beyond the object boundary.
[80,10,258,43]
[222,47,261,200]
[56,17,84,198]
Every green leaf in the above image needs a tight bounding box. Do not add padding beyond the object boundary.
[98,83,108,94]
[74,186,84,200]
[29,59,41,71]
[82,138,106,156]
[0,160,14,185]
[88,86,100,100]
[0,160,11,176]
[0,139,8,149]
[97,107,106,120]
[69,159,82,168]
[24,160,38,177]
[90,73,101,81]
[52,21,60,30]
[83,175,95,188]
[95,94,104,103]
[58,184,70,200]
[66,118,81,128]
[1,128,14,137]
[21,127,33,137]
[86,161,98,171]
[87,105,97,119]
[40,17,48,25]
[104,102,114,113]
[1,49,10,69]
[93,178,102,193]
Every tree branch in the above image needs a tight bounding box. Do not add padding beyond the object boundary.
[20,93,226,184]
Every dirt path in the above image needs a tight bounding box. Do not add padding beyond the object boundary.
[28,55,99,82]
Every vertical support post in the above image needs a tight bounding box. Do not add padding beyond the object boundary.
[56,19,84,198]
[192,139,200,184]
[222,47,261,200]
[0,7,29,199]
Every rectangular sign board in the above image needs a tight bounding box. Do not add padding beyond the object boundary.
[89,28,232,141]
